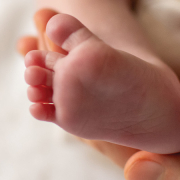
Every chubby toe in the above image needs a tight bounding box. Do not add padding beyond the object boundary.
[25,66,53,87]
[27,86,53,103]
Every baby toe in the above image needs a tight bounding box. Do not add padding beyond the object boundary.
[27,86,53,103]
[25,66,53,87]
[30,103,56,122]
[25,50,65,70]
[46,14,97,52]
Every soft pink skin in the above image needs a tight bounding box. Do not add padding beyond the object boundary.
[18,6,139,170]
[24,14,180,154]
[20,0,180,179]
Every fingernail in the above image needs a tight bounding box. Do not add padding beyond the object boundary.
[126,161,164,180]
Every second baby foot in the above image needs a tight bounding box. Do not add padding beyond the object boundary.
[25,14,180,154]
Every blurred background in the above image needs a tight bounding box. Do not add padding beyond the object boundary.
[0,0,125,179]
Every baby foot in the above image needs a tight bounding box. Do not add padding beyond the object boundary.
[25,14,180,154]
[17,8,139,168]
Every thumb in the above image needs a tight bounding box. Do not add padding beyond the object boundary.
[124,151,180,180]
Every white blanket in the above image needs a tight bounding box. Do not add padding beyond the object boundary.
[0,0,124,179]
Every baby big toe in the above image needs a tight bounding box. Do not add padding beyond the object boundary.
[46,14,101,52]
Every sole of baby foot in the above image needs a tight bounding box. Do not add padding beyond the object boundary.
[26,13,180,154]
